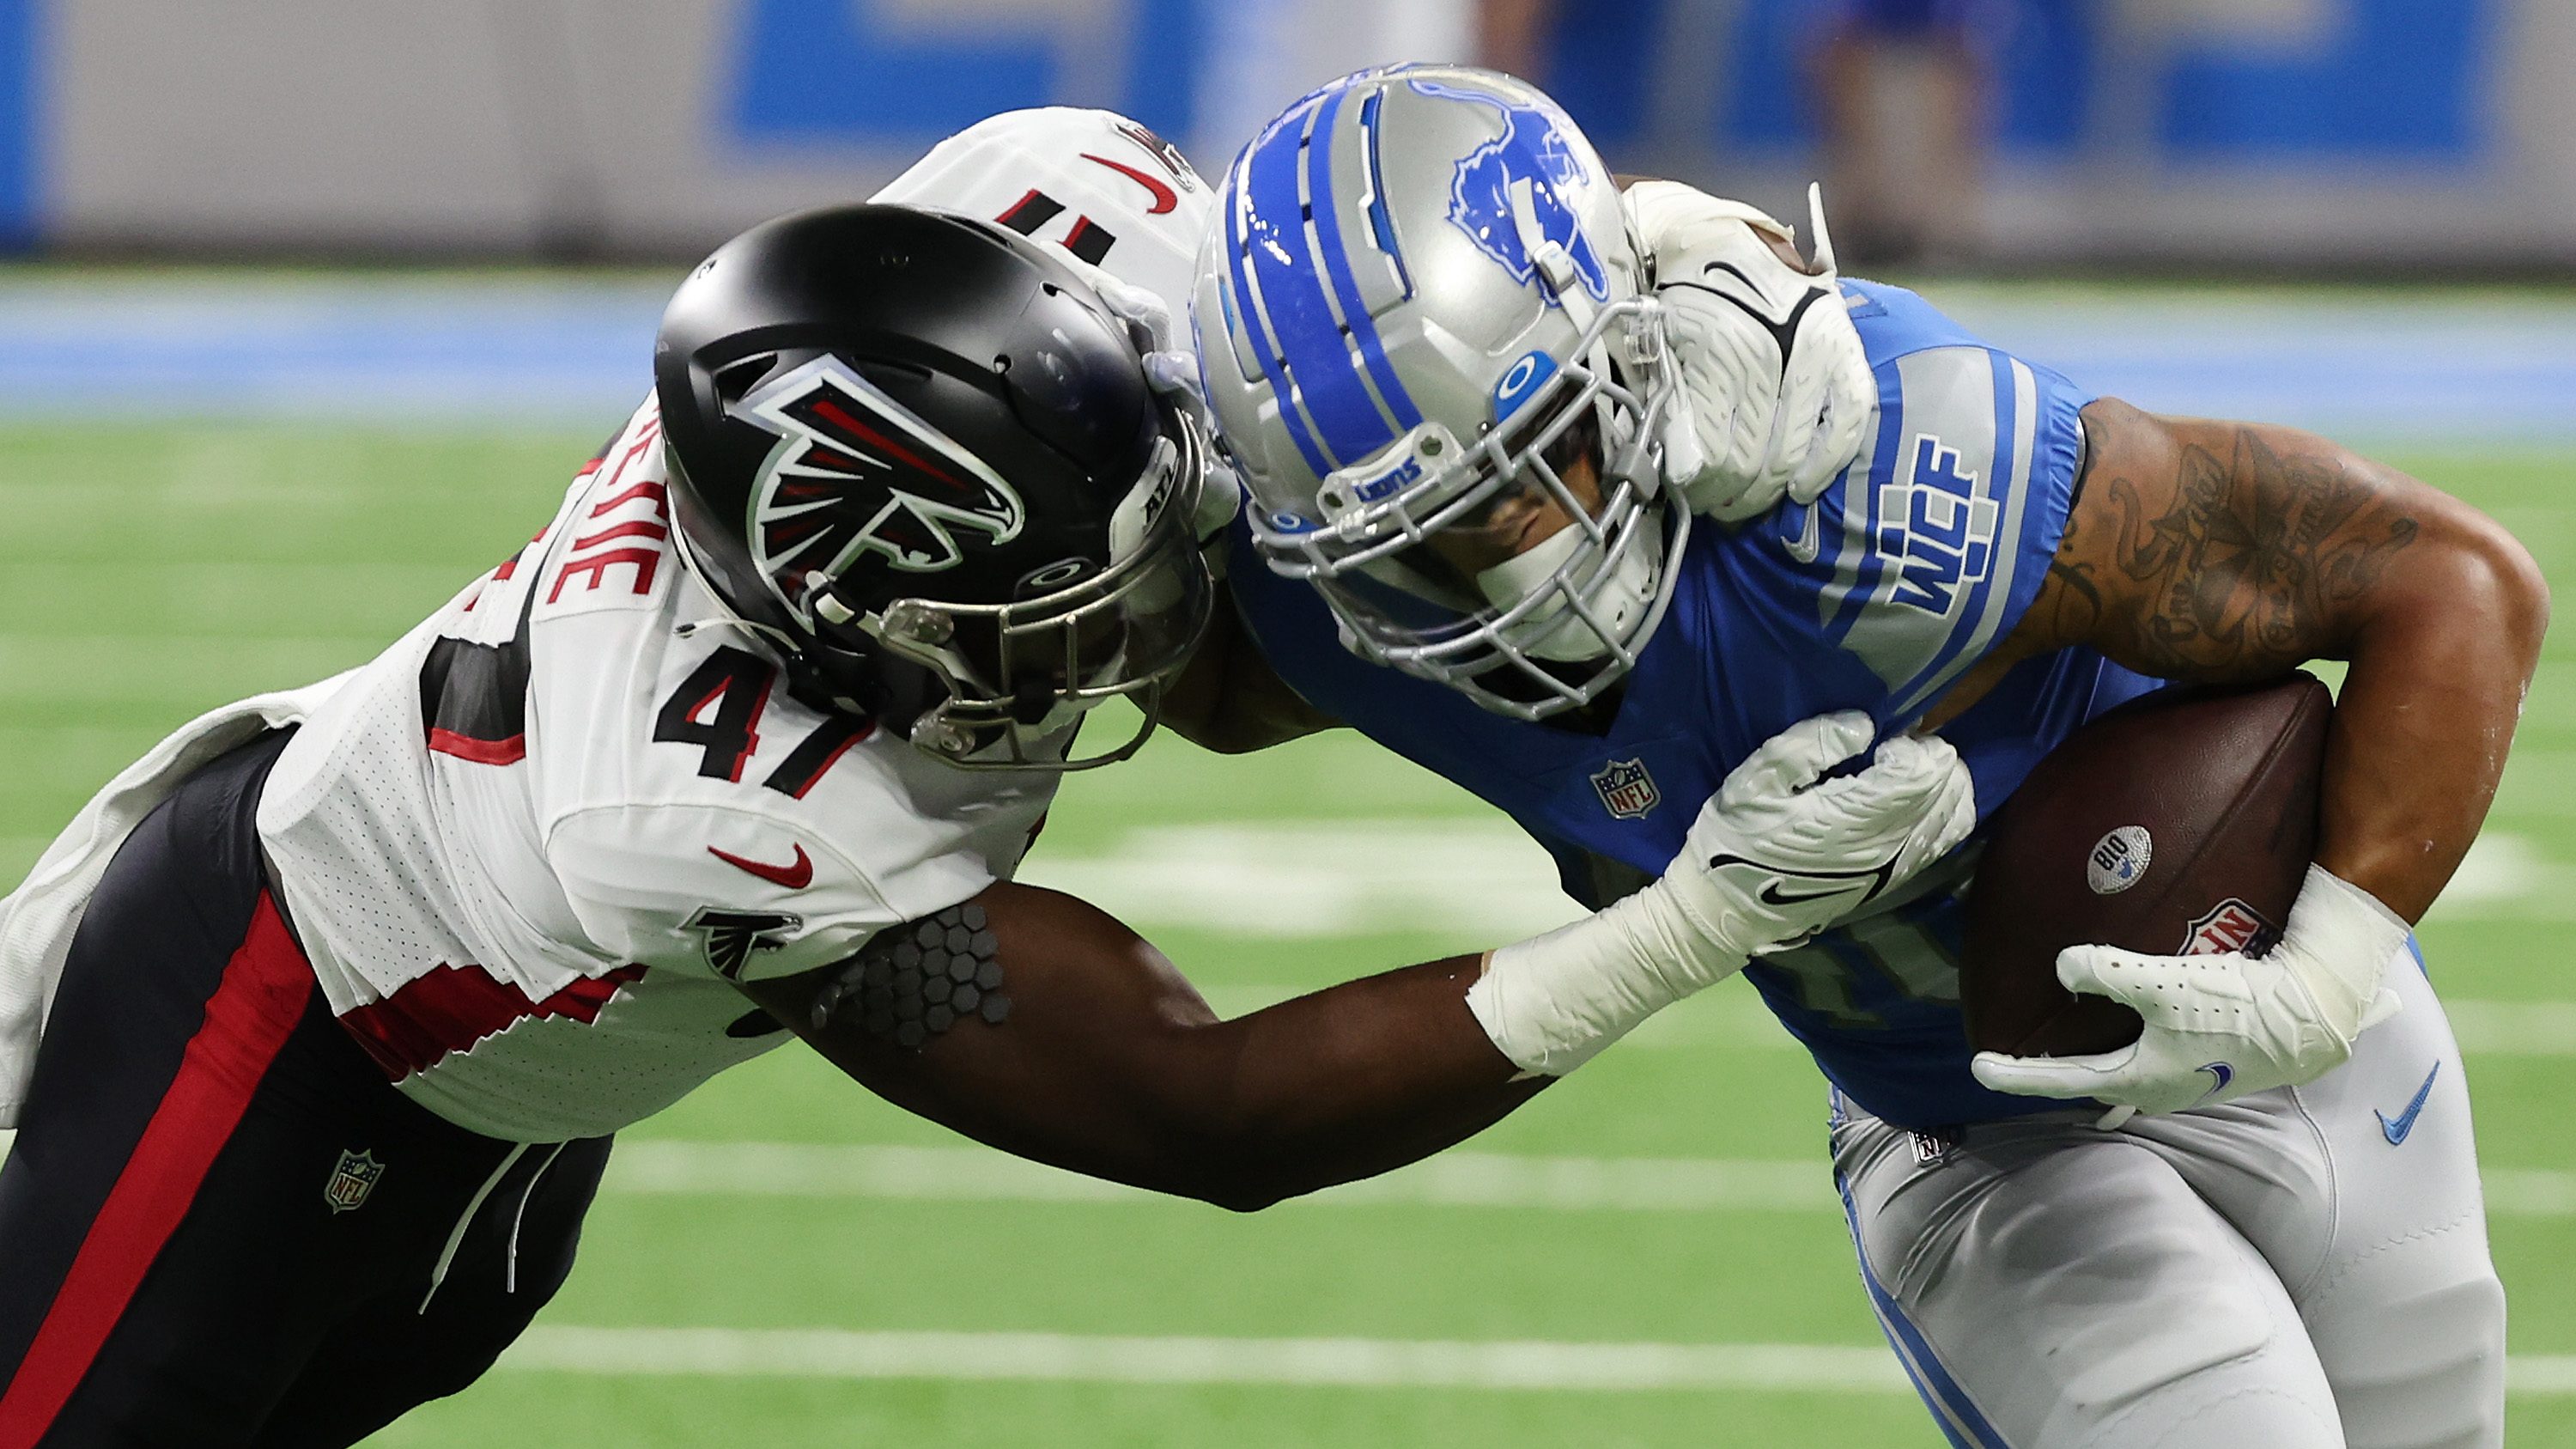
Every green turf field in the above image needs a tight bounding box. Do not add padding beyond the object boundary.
[0,421,2568,1447]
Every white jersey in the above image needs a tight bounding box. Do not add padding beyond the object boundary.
[258,400,1060,1142]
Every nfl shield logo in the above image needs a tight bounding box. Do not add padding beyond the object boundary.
[324,1149,384,1214]
[2179,898,2281,958]
[1589,758,1661,820]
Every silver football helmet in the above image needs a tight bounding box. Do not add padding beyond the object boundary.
[1192,64,1686,720]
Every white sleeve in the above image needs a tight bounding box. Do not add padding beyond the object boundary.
[544,801,942,983]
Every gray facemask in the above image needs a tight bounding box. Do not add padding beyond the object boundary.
[1475,521,1662,663]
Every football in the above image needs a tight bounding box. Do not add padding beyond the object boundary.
[1959,673,2332,1058]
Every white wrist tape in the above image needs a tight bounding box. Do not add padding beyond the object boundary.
[2280,862,2413,1041]
[1466,879,1747,1078]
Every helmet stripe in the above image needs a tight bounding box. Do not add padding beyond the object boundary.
[1356,88,1414,297]
[1239,92,1402,471]
[1224,119,1335,481]
[1309,85,1423,438]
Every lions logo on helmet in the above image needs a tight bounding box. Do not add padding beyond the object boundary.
[1194,64,1682,723]
[732,356,1026,600]
[1409,77,1607,303]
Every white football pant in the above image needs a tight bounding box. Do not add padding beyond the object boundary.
[1832,957,2504,1448]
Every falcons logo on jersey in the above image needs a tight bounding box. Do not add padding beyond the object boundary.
[686,906,802,982]
[732,356,1024,596]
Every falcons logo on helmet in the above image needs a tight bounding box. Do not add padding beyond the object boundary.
[732,356,1025,600]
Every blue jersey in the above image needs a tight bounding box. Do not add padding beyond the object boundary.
[1230,280,2160,1129]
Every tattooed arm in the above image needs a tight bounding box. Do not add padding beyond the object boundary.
[1965,398,2549,922]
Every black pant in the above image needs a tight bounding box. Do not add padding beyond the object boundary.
[0,732,611,1447]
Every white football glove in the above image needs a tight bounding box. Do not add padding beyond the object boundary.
[1665,710,1979,953]
[1971,864,2410,1117]
[1072,262,1244,572]
[1469,710,1976,1077]
[1625,180,1876,524]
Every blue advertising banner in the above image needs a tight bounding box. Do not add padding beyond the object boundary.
[727,0,1204,150]
[0,0,2560,260]
[1540,0,2497,165]
[0,0,39,247]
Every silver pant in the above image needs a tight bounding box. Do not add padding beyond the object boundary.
[1832,959,2505,1448]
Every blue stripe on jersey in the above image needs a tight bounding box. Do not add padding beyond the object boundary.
[1891,350,2020,707]
[1826,356,1909,642]
[1315,91,1421,435]
[1224,119,1334,481]
[1239,90,1399,472]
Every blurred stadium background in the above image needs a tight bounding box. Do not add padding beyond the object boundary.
[0,2,2568,1445]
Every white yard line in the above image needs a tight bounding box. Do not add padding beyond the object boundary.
[1,1129,2555,1218]
[1020,819,2576,934]
[4,1123,2555,1211]
[2486,1169,2576,1217]
[602,1141,1838,1212]
[2422,832,2576,921]
[493,1325,2576,1397]
[496,1326,1911,1393]
[2491,750,2576,820]
[2437,1000,2576,1056]
[11,810,2576,943]
[1015,819,1578,940]
[0,1129,2561,1220]
[2513,1357,2576,1396]
[598,1140,2576,1220]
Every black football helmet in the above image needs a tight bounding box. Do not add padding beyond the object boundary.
[655,203,1211,770]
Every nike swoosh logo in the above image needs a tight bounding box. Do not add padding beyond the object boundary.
[1666,276,1829,383]
[1757,879,1858,907]
[1081,152,1177,215]
[1706,853,1904,908]
[2377,1061,2441,1146]
[2196,1062,2235,1101]
[1783,502,1823,564]
[708,843,814,890]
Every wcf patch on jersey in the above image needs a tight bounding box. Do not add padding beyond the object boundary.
[1590,758,1661,820]
[1881,432,1999,616]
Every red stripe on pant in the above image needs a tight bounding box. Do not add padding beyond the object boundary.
[0,892,313,1448]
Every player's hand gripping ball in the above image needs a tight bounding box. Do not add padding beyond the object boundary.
[1971,867,2407,1117]
[1962,676,2410,1117]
